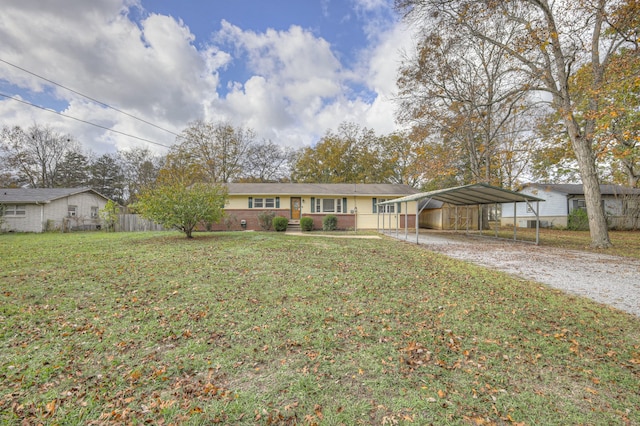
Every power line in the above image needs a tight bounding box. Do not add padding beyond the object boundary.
[0,92,171,149]
[0,57,180,137]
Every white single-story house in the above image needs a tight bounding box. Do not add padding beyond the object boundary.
[0,187,112,233]
[209,183,421,231]
[501,183,640,229]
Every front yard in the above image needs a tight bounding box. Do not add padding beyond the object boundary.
[1,231,639,424]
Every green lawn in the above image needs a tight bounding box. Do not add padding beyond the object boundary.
[1,231,639,425]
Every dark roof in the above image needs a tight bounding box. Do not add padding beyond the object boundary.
[226,183,420,196]
[525,183,640,196]
[0,187,109,204]
[379,183,545,206]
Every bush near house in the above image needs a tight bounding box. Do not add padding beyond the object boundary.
[273,216,288,232]
[300,217,313,231]
[568,208,589,231]
[257,211,276,231]
[322,214,337,231]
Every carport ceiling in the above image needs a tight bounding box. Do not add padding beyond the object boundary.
[378,183,545,206]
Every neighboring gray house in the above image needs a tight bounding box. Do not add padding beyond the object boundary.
[0,187,111,233]
[501,183,640,229]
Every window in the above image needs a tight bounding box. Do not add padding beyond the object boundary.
[250,197,279,209]
[91,206,99,218]
[4,205,26,216]
[572,199,586,211]
[378,199,395,214]
[68,205,77,217]
[314,198,345,213]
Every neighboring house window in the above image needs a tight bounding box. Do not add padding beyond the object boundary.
[572,199,586,211]
[623,198,640,215]
[91,206,99,218]
[314,198,346,213]
[4,205,26,216]
[68,205,77,217]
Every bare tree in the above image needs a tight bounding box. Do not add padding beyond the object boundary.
[176,120,255,183]
[119,147,163,204]
[396,10,539,189]
[242,140,294,182]
[0,124,79,188]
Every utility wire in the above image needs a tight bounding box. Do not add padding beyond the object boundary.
[0,57,180,137]
[0,92,171,149]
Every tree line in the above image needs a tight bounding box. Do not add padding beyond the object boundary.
[0,121,433,205]
[394,0,639,248]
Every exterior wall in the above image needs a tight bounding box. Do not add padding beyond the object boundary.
[501,188,638,229]
[419,205,480,230]
[46,193,107,231]
[2,204,43,232]
[215,194,417,231]
[419,208,443,230]
[501,187,567,228]
[1,192,107,233]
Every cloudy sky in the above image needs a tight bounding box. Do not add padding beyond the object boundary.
[0,0,415,155]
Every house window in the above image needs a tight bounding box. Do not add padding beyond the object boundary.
[68,205,77,217]
[314,198,344,213]
[91,206,99,218]
[378,199,395,214]
[251,197,278,209]
[4,205,26,216]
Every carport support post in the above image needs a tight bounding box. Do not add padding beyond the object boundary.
[513,201,517,241]
[415,199,420,244]
[395,204,399,238]
[466,206,470,234]
[455,206,458,232]
[494,203,499,238]
[536,201,540,245]
[404,202,408,240]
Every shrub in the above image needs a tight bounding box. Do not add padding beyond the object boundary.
[322,214,338,231]
[273,216,289,232]
[223,214,237,231]
[258,211,276,231]
[300,217,314,232]
[567,208,589,231]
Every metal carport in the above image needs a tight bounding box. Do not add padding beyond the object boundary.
[377,183,545,245]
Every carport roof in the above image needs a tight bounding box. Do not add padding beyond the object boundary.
[378,183,545,206]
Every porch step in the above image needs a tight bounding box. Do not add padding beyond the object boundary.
[286,220,301,232]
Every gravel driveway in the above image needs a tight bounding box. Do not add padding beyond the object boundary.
[383,231,640,317]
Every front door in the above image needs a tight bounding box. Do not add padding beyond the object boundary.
[291,197,301,220]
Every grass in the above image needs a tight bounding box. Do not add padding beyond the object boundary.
[1,231,639,425]
[471,226,640,260]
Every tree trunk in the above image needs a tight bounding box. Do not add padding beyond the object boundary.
[568,130,612,248]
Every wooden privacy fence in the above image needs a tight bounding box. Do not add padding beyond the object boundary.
[118,214,164,232]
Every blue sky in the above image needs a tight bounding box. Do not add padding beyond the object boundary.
[0,0,413,154]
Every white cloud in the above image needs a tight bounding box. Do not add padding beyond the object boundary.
[0,0,221,153]
[0,0,413,155]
